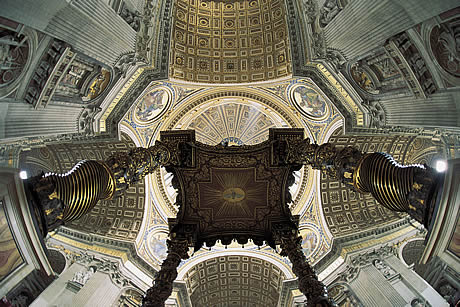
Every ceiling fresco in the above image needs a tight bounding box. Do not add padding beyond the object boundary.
[120,78,343,271]
[133,86,172,124]
[170,0,292,83]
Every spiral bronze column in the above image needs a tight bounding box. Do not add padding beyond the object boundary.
[353,153,440,228]
[284,138,440,228]
[25,143,171,236]
[277,232,336,307]
[142,238,189,307]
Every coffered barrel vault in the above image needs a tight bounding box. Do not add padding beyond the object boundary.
[170,0,292,83]
[183,255,286,307]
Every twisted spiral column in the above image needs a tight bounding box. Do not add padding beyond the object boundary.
[284,138,439,227]
[142,239,189,307]
[278,232,335,307]
[353,153,438,227]
[43,160,114,221]
[26,143,171,236]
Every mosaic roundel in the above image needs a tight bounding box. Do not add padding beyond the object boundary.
[290,85,329,119]
[147,230,168,263]
[299,227,319,258]
[134,87,171,124]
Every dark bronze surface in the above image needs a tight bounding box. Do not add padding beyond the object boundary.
[25,128,441,307]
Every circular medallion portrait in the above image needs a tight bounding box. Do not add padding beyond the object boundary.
[430,20,460,78]
[147,231,168,262]
[299,227,319,258]
[290,85,328,119]
[134,87,171,123]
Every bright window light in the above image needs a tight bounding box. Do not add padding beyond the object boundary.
[435,160,447,173]
[19,170,28,179]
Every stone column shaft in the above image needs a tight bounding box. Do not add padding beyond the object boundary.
[73,271,120,307]
[0,103,81,139]
[350,265,405,307]
[382,91,460,128]
[0,0,136,66]
[30,263,83,306]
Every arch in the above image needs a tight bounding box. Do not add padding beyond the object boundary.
[398,238,428,276]
[177,249,294,280]
[0,24,38,99]
[46,247,68,275]
[155,86,305,141]
[178,251,293,307]
[322,118,343,144]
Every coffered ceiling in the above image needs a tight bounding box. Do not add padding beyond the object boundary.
[183,255,286,306]
[170,0,291,83]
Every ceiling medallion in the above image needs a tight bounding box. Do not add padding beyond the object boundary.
[146,229,168,264]
[133,86,172,124]
[198,168,267,218]
[222,187,246,203]
[299,226,320,259]
[289,84,330,120]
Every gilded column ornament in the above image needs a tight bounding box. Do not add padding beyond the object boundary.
[25,143,171,236]
[26,160,114,235]
[105,144,170,197]
[353,153,439,227]
[284,138,440,228]
[285,138,362,181]
[142,238,189,307]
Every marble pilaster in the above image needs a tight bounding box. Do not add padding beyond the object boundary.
[0,0,136,66]
[324,0,459,60]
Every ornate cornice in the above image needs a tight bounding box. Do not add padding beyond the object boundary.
[53,226,158,277]
[315,218,413,273]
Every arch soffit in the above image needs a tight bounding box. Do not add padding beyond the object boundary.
[177,249,295,280]
[152,85,306,144]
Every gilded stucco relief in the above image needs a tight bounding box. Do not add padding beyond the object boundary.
[170,0,291,83]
